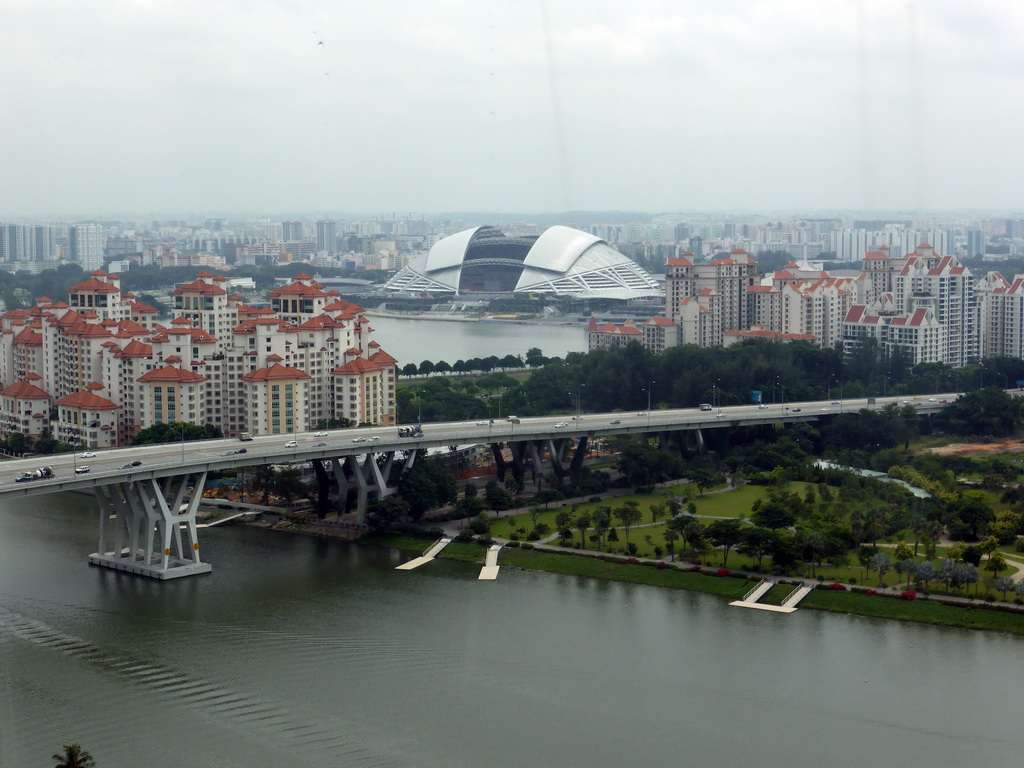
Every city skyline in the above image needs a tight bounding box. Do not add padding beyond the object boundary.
[3,0,1024,216]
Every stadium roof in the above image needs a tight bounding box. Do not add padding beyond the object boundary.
[384,225,662,299]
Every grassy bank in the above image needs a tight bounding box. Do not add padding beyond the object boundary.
[801,589,1024,634]
[360,533,485,563]
[361,533,1024,634]
[498,547,751,597]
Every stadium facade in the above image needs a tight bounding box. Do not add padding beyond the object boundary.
[384,225,662,299]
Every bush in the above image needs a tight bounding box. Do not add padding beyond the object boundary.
[508,532,520,541]
[866,589,877,596]
[520,543,534,550]
[454,530,473,543]
[717,568,730,578]
[626,557,639,565]
[505,540,520,548]
[477,536,494,546]
[588,496,602,503]
[526,530,540,541]
[655,561,667,570]
[899,590,917,601]
[829,582,845,591]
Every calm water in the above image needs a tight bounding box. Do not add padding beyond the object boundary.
[365,315,586,365]
[2,494,1024,768]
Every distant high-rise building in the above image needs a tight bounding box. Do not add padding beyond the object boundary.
[68,224,104,271]
[687,236,704,258]
[316,220,337,254]
[281,221,304,241]
[966,229,986,258]
[265,222,283,243]
[0,224,62,262]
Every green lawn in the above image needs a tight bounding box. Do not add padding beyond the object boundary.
[498,547,751,598]
[802,589,1024,634]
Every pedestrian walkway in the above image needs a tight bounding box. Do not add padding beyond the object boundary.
[729,578,813,614]
[478,544,502,580]
[395,537,452,570]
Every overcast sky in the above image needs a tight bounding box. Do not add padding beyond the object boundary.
[3,0,1023,218]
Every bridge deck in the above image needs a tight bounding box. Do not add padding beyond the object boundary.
[0,392,959,500]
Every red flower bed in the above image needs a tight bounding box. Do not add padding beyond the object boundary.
[899,590,917,601]
[625,557,638,565]
[866,589,877,596]
[829,582,844,590]
[655,561,667,570]
[717,568,730,578]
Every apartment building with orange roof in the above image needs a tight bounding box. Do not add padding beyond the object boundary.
[0,272,398,446]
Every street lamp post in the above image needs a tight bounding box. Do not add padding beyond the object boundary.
[714,379,721,414]
[646,380,654,428]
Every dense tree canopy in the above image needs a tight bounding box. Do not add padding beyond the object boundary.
[132,422,222,445]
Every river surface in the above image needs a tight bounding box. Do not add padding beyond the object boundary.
[365,315,586,365]
[2,494,1023,768]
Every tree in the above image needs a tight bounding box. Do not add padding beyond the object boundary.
[944,493,994,540]
[53,744,95,768]
[896,558,918,587]
[985,550,1007,581]
[132,421,222,445]
[555,510,573,544]
[751,499,795,530]
[484,480,513,514]
[613,501,642,540]
[663,527,679,561]
[706,519,743,568]
[689,467,716,496]
[995,576,1015,601]
[738,526,773,569]
[916,560,937,590]
[398,462,457,521]
[271,466,307,504]
[649,502,666,526]
[893,540,914,563]
[869,553,891,586]
[591,507,611,551]
[574,511,592,549]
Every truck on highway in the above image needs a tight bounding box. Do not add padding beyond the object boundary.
[699,403,713,411]
[397,425,423,438]
[16,466,54,482]
[238,432,253,441]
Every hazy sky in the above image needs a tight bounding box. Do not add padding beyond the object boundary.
[3,0,1023,218]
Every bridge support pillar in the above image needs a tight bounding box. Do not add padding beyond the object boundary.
[331,452,395,525]
[89,472,212,580]
[569,435,589,475]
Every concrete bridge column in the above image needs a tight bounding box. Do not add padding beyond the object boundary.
[491,443,508,481]
[89,472,211,580]
[568,435,589,475]
[528,441,546,488]
[544,438,575,479]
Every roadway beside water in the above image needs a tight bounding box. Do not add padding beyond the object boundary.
[2,495,1024,768]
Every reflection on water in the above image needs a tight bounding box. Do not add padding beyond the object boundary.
[1,496,1022,768]
[365,315,586,364]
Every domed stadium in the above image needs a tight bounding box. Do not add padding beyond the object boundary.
[384,225,662,299]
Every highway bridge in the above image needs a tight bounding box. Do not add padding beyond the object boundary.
[2,392,953,580]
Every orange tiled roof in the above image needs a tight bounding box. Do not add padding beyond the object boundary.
[240,363,311,382]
